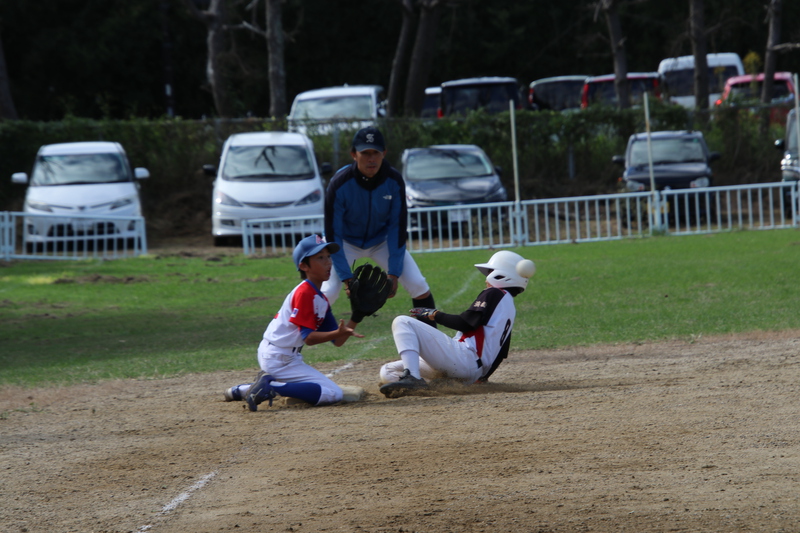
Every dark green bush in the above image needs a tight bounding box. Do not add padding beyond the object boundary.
[0,104,785,239]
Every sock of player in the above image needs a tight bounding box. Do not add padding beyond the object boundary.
[412,294,438,328]
[400,349,422,379]
[271,382,322,405]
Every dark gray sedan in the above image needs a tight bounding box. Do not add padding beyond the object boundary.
[401,144,507,232]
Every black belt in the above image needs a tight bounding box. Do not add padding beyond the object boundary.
[269,342,302,353]
[476,358,483,368]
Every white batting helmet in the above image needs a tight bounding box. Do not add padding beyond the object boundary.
[474,251,536,291]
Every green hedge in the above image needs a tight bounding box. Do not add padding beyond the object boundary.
[0,104,786,238]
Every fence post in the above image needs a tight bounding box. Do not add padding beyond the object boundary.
[1,212,9,261]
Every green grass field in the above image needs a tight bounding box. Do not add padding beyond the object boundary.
[2,228,799,387]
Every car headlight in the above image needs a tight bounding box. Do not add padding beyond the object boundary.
[690,177,710,188]
[295,189,322,206]
[215,191,243,207]
[26,201,53,212]
[485,185,507,202]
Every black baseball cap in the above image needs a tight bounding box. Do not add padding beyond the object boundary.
[352,127,386,152]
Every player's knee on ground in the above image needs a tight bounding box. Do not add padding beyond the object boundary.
[380,360,405,384]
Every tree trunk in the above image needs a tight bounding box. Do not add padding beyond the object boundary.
[0,31,18,120]
[690,0,709,115]
[403,0,443,117]
[387,0,417,117]
[266,0,287,118]
[761,0,782,104]
[206,0,233,117]
[601,0,629,109]
[183,0,234,118]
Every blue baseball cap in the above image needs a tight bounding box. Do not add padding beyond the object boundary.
[292,234,340,270]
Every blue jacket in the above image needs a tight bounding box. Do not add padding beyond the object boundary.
[324,160,408,281]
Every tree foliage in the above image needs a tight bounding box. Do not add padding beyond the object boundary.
[0,0,798,120]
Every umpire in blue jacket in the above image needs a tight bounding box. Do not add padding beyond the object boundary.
[322,126,436,317]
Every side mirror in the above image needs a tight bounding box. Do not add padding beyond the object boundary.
[775,139,785,150]
[320,162,333,175]
[612,155,625,165]
[134,168,150,180]
[11,172,28,184]
[494,165,503,177]
[708,152,721,162]
[203,164,217,177]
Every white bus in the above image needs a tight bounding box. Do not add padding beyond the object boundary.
[658,53,744,109]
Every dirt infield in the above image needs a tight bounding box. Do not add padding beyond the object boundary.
[2,331,800,533]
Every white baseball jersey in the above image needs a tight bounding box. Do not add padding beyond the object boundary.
[264,279,337,350]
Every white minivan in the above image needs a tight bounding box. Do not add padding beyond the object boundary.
[287,85,386,135]
[12,141,149,249]
[206,131,330,246]
[658,52,745,109]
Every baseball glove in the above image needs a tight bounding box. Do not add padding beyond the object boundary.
[348,263,392,323]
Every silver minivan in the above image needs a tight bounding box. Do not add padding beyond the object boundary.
[287,85,386,136]
[205,131,330,246]
[12,141,149,250]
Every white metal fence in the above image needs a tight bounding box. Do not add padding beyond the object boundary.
[240,181,799,256]
[4,182,794,261]
[0,211,148,260]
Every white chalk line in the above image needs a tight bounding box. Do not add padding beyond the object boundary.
[442,270,480,306]
[136,471,217,532]
[326,335,390,377]
[135,275,477,531]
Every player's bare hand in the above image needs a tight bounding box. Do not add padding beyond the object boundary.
[339,319,364,339]
[387,275,399,298]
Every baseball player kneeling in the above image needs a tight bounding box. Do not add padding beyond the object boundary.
[224,234,367,411]
[379,251,536,398]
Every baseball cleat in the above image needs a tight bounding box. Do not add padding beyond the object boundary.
[245,373,277,412]
[379,369,429,398]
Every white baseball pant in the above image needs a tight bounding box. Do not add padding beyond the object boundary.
[256,339,343,404]
[322,240,430,307]
[379,315,484,385]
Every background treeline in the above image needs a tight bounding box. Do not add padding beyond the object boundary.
[1,0,799,120]
[0,104,785,238]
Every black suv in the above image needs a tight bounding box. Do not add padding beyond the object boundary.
[439,77,523,116]
[613,130,721,221]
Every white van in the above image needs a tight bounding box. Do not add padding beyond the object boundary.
[11,141,149,248]
[205,131,329,246]
[658,53,745,109]
[287,85,386,135]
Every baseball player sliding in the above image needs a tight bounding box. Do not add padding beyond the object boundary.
[224,234,383,411]
[379,250,536,398]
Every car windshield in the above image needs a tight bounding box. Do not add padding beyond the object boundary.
[629,137,707,166]
[222,145,315,180]
[405,149,493,181]
[30,153,130,186]
[532,80,585,111]
[729,80,791,102]
[663,65,740,97]
[586,78,658,106]
[442,84,517,115]
[292,95,373,120]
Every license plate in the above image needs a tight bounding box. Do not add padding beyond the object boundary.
[448,209,471,223]
[72,219,91,233]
